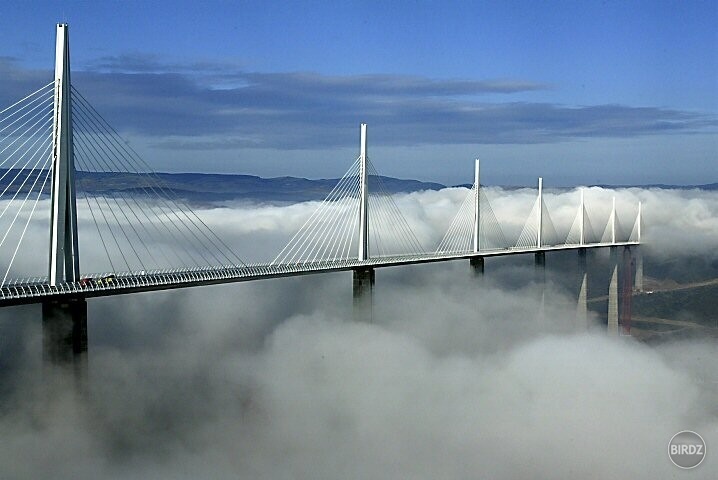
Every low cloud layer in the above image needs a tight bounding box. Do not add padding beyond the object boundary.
[2,185,716,278]
[0,186,716,478]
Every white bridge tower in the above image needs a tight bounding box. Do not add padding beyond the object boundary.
[49,23,80,286]
[43,24,87,376]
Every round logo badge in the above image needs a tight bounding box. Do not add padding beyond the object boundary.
[668,431,706,469]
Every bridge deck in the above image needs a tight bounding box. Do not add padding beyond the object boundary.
[0,242,638,306]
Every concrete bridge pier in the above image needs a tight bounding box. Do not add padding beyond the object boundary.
[576,248,588,330]
[534,251,546,271]
[534,252,546,321]
[352,268,375,322]
[42,297,88,384]
[634,246,643,292]
[470,257,484,276]
[607,247,619,335]
[620,246,635,335]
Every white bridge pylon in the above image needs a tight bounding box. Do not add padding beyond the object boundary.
[272,123,425,266]
[436,159,509,253]
[437,164,643,255]
[274,132,644,266]
[49,24,80,286]
[0,24,247,287]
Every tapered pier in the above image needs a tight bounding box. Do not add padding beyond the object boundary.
[42,299,87,373]
[576,248,588,330]
[534,177,546,320]
[470,257,485,276]
[607,247,619,335]
[352,267,375,322]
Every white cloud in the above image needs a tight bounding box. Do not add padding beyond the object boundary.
[0,187,716,478]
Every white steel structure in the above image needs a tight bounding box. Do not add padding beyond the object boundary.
[537,177,543,248]
[472,159,480,253]
[358,123,369,261]
[0,24,643,313]
[49,24,80,286]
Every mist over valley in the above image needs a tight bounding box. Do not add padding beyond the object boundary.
[0,182,716,479]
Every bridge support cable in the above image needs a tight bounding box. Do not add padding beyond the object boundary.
[301,173,360,264]
[66,87,246,274]
[628,201,642,243]
[300,194,354,264]
[296,158,365,264]
[564,188,600,245]
[0,85,54,166]
[274,158,359,265]
[366,159,424,257]
[565,189,584,246]
[71,122,155,271]
[73,143,149,273]
[565,189,595,245]
[436,186,508,254]
[71,113,209,272]
[515,181,560,249]
[600,196,628,244]
[71,95,233,269]
[515,196,540,249]
[477,189,509,251]
[582,213,598,244]
[436,187,475,253]
[601,197,616,244]
[0,141,53,223]
[272,158,361,265]
[69,113,172,270]
[81,193,118,274]
[0,86,56,285]
[539,199,560,247]
[70,87,245,267]
[71,107,215,268]
[0,81,55,118]
[272,152,425,265]
[0,136,53,219]
[1,162,53,285]
[0,99,54,191]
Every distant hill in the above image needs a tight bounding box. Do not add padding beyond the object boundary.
[74,171,446,203]
[0,169,715,203]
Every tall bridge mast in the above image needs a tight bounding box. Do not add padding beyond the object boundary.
[44,24,87,378]
[49,23,80,286]
[358,123,369,261]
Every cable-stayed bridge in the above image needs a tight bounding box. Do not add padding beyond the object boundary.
[1,25,641,366]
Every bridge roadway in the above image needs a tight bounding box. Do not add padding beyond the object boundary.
[0,241,638,307]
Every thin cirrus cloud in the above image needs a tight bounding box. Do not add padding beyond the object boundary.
[1,55,716,151]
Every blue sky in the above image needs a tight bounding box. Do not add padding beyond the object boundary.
[1,0,716,185]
